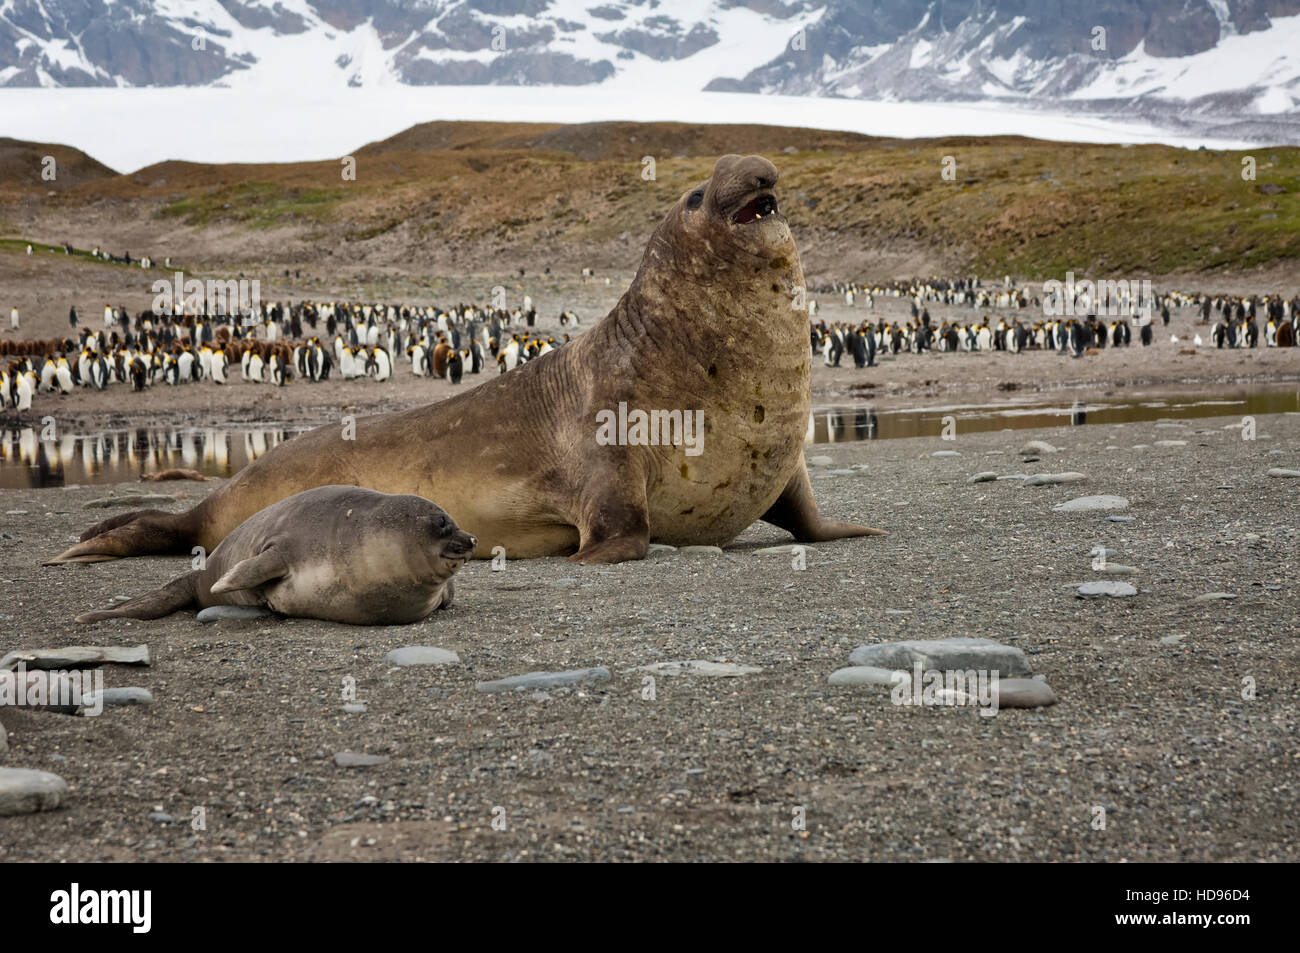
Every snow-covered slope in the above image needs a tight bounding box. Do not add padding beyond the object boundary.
[0,0,1297,147]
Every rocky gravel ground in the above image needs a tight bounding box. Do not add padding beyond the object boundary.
[1,412,1298,862]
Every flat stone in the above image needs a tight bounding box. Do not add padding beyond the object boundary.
[1023,472,1087,486]
[678,545,723,555]
[807,455,834,467]
[848,638,1031,677]
[1076,581,1137,598]
[1020,440,1058,454]
[1020,455,1041,463]
[827,468,857,475]
[0,767,68,816]
[1131,444,1150,450]
[931,450,961,457]
[1195,592,1237,602]
[995,678,1058,709]
[827,666,903,687]
[333,752,389,768]
[1096,564,1138,575]
[81,687,153,708]
[0,645,150,671]
[752,544,806,555]
[1107,516,1136,523]
[995,474,1029,481]
[1267,468,1300,478]
[148,812,174,824]
[1052,495,1129,513]
[1159,634,1185,645]
[476,667,611,693]
[83,494,178,508]
[966,472,998,484]
[385,646,460,667]
[1154,440,1187,447]
[341,703,368,714]
[626,660,762,677]
[647,543,677,554]
[196,606,272,623]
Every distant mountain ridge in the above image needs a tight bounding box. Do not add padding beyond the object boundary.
[2,1,1298,142]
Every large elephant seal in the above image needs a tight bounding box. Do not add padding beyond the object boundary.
[75,486,476,625]
[51,154,884,567]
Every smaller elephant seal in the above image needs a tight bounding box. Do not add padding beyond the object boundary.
[75,486,476,625]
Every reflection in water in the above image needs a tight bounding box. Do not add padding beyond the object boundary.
[0,425,308,489]
[2,386,1297,485]
[809,387,1300,444]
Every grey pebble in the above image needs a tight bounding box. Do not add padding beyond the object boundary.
[849,638,1031,677]
[931,450,961,457]
[1023,472,1087,487]
[0,767,68,816]
[148,812,174,824]
[196,605,272,623]
[1077,581,1138,598]
[678,545,723,555]
[1107,515,1136,523]
[1052,495,1129,513]
[827,666,902,687]
[966,472,998,484]
[1096,564,1138,576]
[476,667,612,693]
[1195,592,1237,602]
[81,687,154,708]
[342,703,368,714]
[995,678,1058,709]
[1266,468,1300,478]
[385,646,460,667]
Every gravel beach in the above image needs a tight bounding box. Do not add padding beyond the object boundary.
[1,409,1297,862]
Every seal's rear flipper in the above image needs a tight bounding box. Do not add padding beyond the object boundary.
[209,548,288,594]
[76,572,199,623]
[762,465,887,541]
[45,508,195,565]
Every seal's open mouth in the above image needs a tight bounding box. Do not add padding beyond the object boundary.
[731,192,778,224]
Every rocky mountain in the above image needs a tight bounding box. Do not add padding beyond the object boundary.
[1,1,1297,140]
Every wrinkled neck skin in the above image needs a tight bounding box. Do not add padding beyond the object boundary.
[581,201,810,407]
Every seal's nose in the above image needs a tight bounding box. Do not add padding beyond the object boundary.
[716,154,778,192]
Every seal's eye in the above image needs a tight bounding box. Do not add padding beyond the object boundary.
[686,189,704,210]
[434,515,449,534]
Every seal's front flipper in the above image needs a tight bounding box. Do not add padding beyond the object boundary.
[210,547,289,594]
[762,464,887,541]
[76,572,200,623]
[569,460,650,564]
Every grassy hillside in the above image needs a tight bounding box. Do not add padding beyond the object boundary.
[1,122,1295,279]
